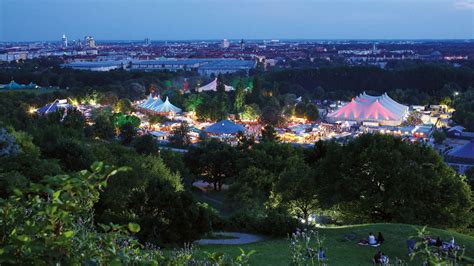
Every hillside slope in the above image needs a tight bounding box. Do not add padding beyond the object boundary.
[197,223,474,265]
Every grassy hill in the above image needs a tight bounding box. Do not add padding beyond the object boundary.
[196,223,474,265]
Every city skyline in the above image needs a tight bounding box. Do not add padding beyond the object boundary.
[1,0,473,42]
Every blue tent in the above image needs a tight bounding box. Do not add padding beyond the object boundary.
[36,102,59,115]
[448,139,474,163]
[4,81,25,90]
[26,82,39,89]
[204,120,246,135]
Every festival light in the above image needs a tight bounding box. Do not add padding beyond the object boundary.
[28,106,37,114]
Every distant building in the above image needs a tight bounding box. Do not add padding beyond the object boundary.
[130,58,206,71]
[197,59,256,76]
[62,61,124,71]
[62,34,68,48]
[222,39,230,49]
[144,37,151,46]
[130,58,256,76]
[85,36,96,48]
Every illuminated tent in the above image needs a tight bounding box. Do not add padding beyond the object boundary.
[327,92,408,126]
[151,97,181,113]
[139,94,156,109]
[138,94,165,110]
[36,99,71,115]
[196,78,234,92]
[1,80,40,90]
[3,80,25,89]
[204,120,246,135]
[139,95,181,114]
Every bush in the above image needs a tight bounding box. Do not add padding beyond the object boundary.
[226,208,299,237]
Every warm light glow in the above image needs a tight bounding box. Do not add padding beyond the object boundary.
[69,98,80,107]
[28,107,37,114]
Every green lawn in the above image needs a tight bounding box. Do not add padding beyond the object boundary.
[195,223,474,265]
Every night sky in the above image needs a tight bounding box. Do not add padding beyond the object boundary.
[1,0,473,41]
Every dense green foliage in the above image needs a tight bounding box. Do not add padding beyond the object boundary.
[453,88,474,131]
[263,65,474,104]
[184,132,473,235]
[0,92,216,248]
[312,134,473,227]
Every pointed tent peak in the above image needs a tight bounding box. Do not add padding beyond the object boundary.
[165,96,170,102]
[351,98,355,102]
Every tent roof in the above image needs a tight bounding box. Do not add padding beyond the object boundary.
[150,97,182,113]
[196,78,234,92]
[327,92,408,123]
[5,80,25,89]
[204,120,246,135]
[37,102,59,115]
[448,139,474,160]
[140,94,163,109]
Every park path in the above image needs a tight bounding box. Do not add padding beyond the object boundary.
[195,232,265,245]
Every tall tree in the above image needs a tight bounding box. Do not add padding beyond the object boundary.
[249,76,263,105]
[276,162,318,224]
[114,98,133,114]
[216,74,225,93]
[234,81,246,113]
[185,139,236,191]
[132,134,159,155]
[261,124,280,143]
[314,134,473,228]
[169,122,191,148]
[119,122,136,145]
[305,103,319,121]
[92,115,115,140]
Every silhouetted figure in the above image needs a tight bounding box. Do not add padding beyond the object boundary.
[377,232,385,244]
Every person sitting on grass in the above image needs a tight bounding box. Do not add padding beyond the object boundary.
[368,232,377,245]
[373,251,382,264]
[318,247,326,260]
[380,253,389,265]
[358,232,379,246]
[435,237,443,248]
[448,237,456,250]
[377,232,384,244]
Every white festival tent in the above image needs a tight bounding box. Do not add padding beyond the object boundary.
[139,95,181,113]
[139,94,160,109]
[327,92,409,126]
[152,97,182,113]
[147,96,164,110]
[196,78,234,92]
